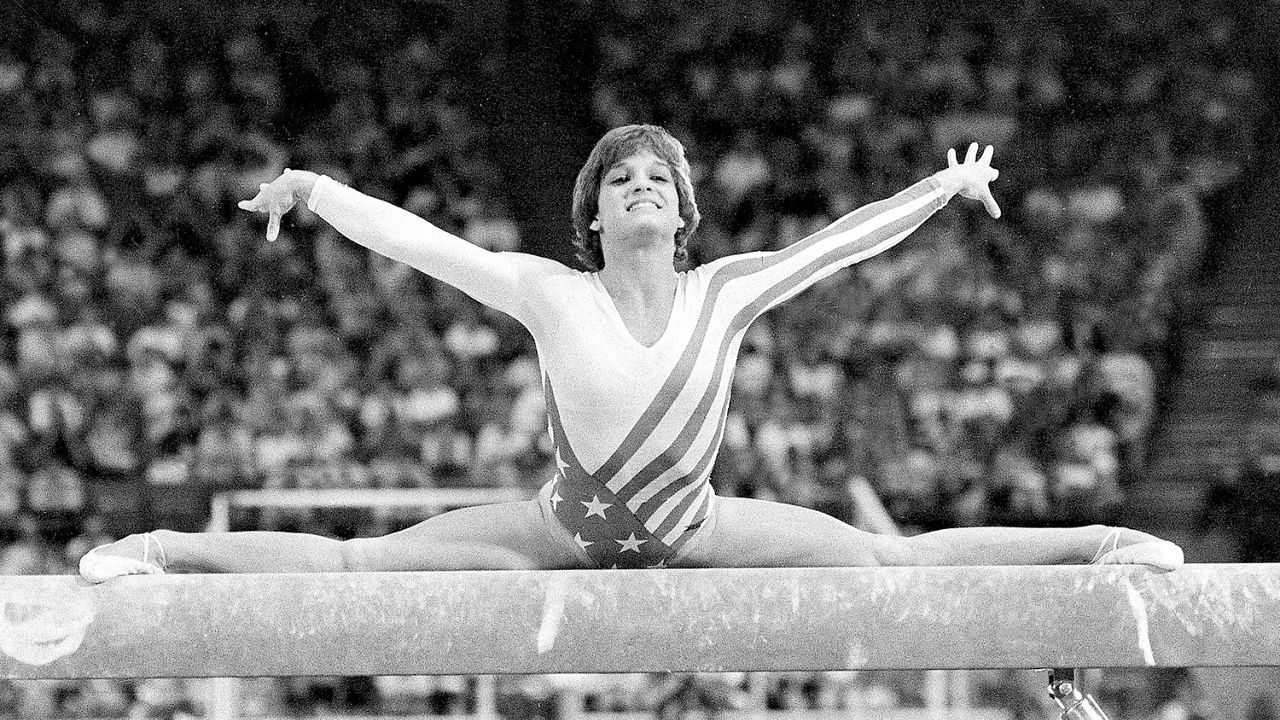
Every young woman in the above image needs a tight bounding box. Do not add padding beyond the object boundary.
[81,125,1183,579]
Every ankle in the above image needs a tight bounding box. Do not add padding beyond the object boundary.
[1088,526,1122,564]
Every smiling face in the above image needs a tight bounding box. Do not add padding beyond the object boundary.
[593,151,685,248]
[570,125,701,271]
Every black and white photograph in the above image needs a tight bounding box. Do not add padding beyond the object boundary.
[1,1,1278,719]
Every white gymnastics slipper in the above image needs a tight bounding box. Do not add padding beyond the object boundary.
[78,533,168,583]
[1090,527,1185,570]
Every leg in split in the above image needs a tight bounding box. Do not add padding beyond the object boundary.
[341,500,590,571]
[81,500,591,582]
[673,496,1183,568]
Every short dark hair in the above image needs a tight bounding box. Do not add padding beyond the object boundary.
[570,125,701,271]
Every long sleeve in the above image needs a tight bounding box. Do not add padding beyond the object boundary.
[707,175,950,320]
[306,175,562,324]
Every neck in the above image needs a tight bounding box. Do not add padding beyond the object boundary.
[597,236,677,299]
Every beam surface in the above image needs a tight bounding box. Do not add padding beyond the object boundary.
[2,564,1278,678]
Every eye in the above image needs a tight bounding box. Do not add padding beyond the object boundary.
[651,174,670,183]
[609,175,628,185]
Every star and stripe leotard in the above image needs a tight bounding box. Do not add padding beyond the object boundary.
[308,174,949,569]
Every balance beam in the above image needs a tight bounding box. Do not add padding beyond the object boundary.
[2,564,1278,678]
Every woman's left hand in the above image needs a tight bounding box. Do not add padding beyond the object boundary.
[938,142,1001,219]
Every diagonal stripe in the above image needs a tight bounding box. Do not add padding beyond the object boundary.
[615,322,742,502]
[659,483,715,546]
[630,380,732,512]
[642,472,702,535]
[667,490,714,556]
[748,185,944,314]
[542,375,587,474]
[619,195,940,502]
[648,476,708,542]
[770,176,943,261]
[617,188,944,502]
[594,179,945,485]
[643,411,729,537]
[591,262,754,483]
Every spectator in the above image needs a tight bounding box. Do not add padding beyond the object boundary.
[79,384,146,483]
[0,514,51,575]
[988,436,1051,523]
[1092,340,1158,471]
[0,462,23,528]
[191,395,256,487]
[1053,399,1123,521]
[63,514,114,569]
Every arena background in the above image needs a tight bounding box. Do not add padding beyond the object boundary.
[1,0,1278,718]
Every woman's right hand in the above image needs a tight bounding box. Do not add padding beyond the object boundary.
[237,169,320,242]
[79,532,168,584]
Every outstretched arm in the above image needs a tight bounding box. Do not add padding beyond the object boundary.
[718,143,1002,318]
[238,170,556,320]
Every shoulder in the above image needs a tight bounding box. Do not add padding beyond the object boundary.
[496,251,581,282]
[497,251,592,307]
[692,251,771,280]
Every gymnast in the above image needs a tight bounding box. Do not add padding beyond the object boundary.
[81,125,1184,579]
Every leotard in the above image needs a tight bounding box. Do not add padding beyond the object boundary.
[308,175,949,568]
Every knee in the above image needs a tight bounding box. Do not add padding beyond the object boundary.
[872,536,919,567]
[778,532,904,568]
[338,537,538,572]
[464,544,539,570]
[338,538,370,572]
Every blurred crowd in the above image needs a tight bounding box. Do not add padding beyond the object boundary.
[0,0,1270,718]
[0,0,538,573]
[1201,358,1280,562]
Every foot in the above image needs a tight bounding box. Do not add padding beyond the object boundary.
[79,533,168,584]
[1090,527,1184,570]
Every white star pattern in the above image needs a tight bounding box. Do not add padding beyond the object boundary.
[555,450,569,473]
[646,558,668,569]
[616,533,647,553]
[581,495,611,519]
[574,533,593,550]
[550,489,563,510]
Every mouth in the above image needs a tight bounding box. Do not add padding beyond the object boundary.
[627,200,661,212]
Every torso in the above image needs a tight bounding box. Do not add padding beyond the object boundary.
[526,267,736,567]
[601,290,674,348]
[510,176,949,568]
